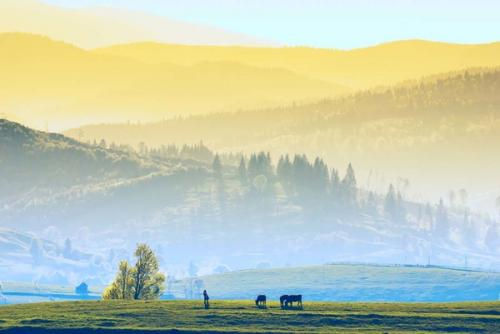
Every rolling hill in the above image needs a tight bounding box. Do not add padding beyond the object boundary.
[66,68,500,213]
[0,33,344,130]
[0,227,100,285]
[3,32,500,130]
[2,119,498,287]
[0,118,163,199]
[0,119,207,230]
[180,264,500,302]
[0,119,211,285]
[93,39,500,89]
[0,0,268,49]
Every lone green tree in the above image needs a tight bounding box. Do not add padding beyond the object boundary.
[102,260,134,300]
[103,244,165,300]
[132,244,165,300]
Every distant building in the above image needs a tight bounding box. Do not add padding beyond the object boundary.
[75,282,89,295]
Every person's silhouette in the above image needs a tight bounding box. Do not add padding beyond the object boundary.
[203,290,210,309]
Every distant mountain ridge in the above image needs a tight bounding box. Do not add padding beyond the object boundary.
[93,39,500,89]
[0,33,345,130]
[3,33,500,129]
[0,0,270,48]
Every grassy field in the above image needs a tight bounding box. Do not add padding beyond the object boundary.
[0,300,499,333]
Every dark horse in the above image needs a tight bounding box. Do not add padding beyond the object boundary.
[279,295,288,309]
[255,295,266,307]
[286,295,302,308]
[280,294,302,309]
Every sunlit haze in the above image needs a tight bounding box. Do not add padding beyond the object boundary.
[0,0,498,324]
[43,0,500,48]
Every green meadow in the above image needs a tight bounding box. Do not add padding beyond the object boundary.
[0,300,499,333]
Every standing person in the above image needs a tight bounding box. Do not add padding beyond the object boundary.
[203,289,210,309]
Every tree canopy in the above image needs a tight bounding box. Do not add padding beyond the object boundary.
[103,244,165,300]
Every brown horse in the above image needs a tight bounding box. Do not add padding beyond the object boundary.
[255,295,266,307]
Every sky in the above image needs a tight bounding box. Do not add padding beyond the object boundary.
[43,0,500,49]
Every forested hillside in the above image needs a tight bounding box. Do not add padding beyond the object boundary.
[1,119,499,286]
[68,68,500,213]
[0,119,162,198]
[0,119,211,285]
[0,118,210,229]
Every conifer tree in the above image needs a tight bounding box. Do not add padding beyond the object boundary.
[396,190,406,222]
[247,154,258,181]
[313,157,329,194]
[212,154,222,178]
[364,191,378,215]
[341,163,358,210]
[384,184,397,218]
[330,168,341,203]
[238,157,248,185]
[434,198,449,239]
[277,155,293,193]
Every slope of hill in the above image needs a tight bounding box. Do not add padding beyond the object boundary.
[66,68,500,212]
[93,39,500,89]
[3,32,500,130]
[0,33,344,130]
[0,119,212,285]
[0,227,100,285]
[0,0,268,48]
[184,264,500,302]
[2,119,498,286]
[0,118,162,198]
[0,118,213,232]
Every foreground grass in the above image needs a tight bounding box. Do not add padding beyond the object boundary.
[0,300,499,333]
